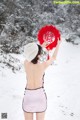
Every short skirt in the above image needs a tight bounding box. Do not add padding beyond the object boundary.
[22,87,47,113]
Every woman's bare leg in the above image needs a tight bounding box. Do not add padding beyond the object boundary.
[36,112,45,120]
[24,112,33,120]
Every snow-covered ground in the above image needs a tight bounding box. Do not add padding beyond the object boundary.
[0,39,80,120]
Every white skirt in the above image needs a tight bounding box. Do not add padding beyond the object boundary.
[22,87,47,113]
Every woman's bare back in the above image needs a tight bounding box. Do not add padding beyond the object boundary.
[24,60,45,89]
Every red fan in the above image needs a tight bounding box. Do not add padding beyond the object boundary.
[37,25,61,50]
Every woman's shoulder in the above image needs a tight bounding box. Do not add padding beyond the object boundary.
[24,60,29,66]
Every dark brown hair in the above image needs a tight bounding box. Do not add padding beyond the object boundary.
[31,44,42,64]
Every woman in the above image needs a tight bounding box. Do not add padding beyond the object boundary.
[22,40,61,120]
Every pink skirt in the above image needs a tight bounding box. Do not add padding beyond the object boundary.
[22,87,47,113]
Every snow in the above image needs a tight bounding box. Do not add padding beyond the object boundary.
[0,38,80,120]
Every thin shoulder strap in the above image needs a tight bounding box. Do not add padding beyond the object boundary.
[42,73,45,88]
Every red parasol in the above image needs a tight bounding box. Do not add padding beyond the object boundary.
[37,25,61,50]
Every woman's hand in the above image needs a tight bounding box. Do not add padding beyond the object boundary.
[57,39,62,46]
[41,41,49,48]
[41,38,62,49]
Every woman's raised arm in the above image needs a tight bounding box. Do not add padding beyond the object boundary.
[43,40,62,69]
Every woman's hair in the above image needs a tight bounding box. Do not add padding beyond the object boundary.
[31,45,42,64]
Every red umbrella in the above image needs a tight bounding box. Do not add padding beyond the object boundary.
[37,25,61,50]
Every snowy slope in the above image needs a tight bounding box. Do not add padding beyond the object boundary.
[0,39,80,120]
